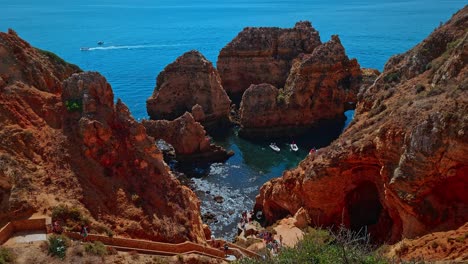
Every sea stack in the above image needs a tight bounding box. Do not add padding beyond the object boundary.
[238,35,362,138]
[217,21,322,101]
[147,50,231,129]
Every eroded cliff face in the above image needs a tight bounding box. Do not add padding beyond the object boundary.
[142,112,233,163]
[0,30,207,243]
[217,21,322,100]
[255,7,468,243]
[147,50,231,128]
[239,35,362,138]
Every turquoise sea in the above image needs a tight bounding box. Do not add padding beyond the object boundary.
[3,0,465,239]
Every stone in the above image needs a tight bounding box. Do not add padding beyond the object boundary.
[143,112,234,163]
[213,196,224,203]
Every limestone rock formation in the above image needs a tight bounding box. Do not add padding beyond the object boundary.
[239,35,362,138]
[217,21,322,100]
[0,30,206,243]
[146,50,231,128]
[385,223,468,261]
[142,112,234,163]
[255,7,468,243]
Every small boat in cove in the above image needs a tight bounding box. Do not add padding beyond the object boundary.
[290,142,298,152]
[269,143,280,152]
[80,47,90,51]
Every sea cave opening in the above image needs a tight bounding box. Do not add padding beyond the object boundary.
[345,181,392,242]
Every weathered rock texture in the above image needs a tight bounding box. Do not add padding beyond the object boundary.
[147,50,231,128]
[143,112,233,163]
[385,223,468,262]
[255,7,468,243]
[217,21,322,99]
[0,30,206,243]
[239,36,362,138]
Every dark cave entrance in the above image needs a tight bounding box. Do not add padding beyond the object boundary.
[345,181,392,242]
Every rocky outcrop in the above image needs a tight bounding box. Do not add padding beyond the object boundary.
[143,112,234,163]
[385,223,468,262]
[255,7,468,243]
[239,36,362,138]
[146,50,231,128]
[0,30,207,243]
[217,21,322,100]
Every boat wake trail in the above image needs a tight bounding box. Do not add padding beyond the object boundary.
[82,43,188,51]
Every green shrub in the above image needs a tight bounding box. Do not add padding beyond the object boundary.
[84,241,107,256]
[235,227,388,264]
[0,247,15,264]
[65,99,83,112]
[35,48,80,70]
[51,204,89,230]
[48,234,71,259]
[383,72,400,83]
[276,88,288,105]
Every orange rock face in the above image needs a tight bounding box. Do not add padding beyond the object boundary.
[0,30,206,243]
[147,50,231,128]
[239,36,362,138]
[386,223,468,262]
[217,21,322,100]
[255,7,468,243]
[143,112,233,163]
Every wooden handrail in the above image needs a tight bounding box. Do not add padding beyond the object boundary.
[0,218,260,261]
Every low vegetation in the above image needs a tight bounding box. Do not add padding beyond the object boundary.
[64,99,83,112]
[35,48,80,70]
[235,227,388,264]
[51,204,90,230]
[383,72,400,83]
[84,241,107,256]
[48,234,71,259]
[0,247,15,264]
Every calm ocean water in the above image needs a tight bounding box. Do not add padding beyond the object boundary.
[3,0,465,239]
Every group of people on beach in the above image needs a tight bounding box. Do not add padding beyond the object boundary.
[258,230,282,254]
[240,210,253,230]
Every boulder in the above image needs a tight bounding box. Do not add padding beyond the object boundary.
[143,112,234,163]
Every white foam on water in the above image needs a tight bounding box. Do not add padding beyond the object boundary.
[81,43,189,51]
[191,177,255,240]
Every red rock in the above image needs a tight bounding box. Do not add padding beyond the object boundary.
[239,35,362,138]
[255,7,468,243]
[217,21,322,100]
[0,31,207,243]
[147,50,231,128]
[143,112,233,163]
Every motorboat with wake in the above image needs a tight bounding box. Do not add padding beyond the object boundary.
[290,142,298,152]
[269,143,280,152]
[80,47,90,51]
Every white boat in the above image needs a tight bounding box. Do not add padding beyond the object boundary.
[290,143,298,152]
[80,47,90,51]
[269,143,280,152]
